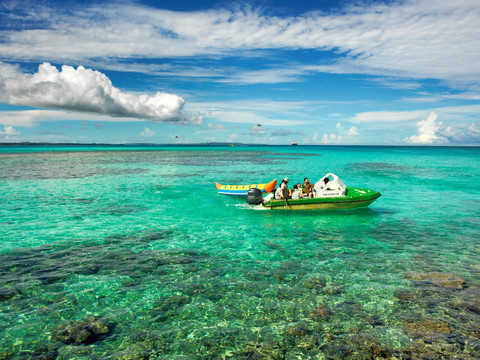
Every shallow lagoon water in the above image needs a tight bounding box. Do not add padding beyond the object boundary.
[0,145,479,359]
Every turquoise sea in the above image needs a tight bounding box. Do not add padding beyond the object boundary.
[1,145,479,359]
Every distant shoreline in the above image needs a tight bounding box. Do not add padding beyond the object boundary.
[0,142,478,148]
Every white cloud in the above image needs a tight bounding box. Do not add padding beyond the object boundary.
[217,67,308,84]
[1,1,479,87]
[336,122,359,136]
[312,131,342,144]
[404,112,447,144]
[140,127,155,138]
[349,107,480,144]
[192,99,318,126]
[351,105,480,128]
[347,127,359,136]
[0,62,201,124]
[402,92,480,103]
[246,125,267,136]
[227,133,238,142]
[0,109,146,128]
[207,123,225,130]
[311,122,359,144]
[439,122,480,144]
[0,125,20,140]
[210,110,296,126]
[351,110,429,123]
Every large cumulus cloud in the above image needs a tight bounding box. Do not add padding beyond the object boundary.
[404,111,480,145]
[404,112,447,144]
[0,62,200,124]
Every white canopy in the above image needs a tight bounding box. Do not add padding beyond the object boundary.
[314,173,347,197]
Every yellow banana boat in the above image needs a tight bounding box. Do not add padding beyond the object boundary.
[215,179,276,196]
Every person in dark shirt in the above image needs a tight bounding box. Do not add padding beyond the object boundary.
[302,177,314,198]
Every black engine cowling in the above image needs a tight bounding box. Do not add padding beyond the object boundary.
[247,188,263,205]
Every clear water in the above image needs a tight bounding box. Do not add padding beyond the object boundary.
[0,145,479,359]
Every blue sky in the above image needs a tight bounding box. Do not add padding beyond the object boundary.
[0,0,479,145]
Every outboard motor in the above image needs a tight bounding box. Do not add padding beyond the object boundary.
[247,188,263,205]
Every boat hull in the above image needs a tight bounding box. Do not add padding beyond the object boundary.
[216,179,277,196]
[263,187,380,210]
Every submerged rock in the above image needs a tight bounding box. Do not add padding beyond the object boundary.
[320,333,396,359]
[403,318,451,338]
[284,323,312,337]
[0,287,17,301]
[450,284,480,314]
[231,343,285,360]
[405,272,466,290]
[73,263,101,275]
[394,291,421,303]
[29,349,59,360]
[302,276,327,290]
[52,316,114,345]
[310,304,333,321]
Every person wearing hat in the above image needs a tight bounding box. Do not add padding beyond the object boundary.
[275,178,289,199]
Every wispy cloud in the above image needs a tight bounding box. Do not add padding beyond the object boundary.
[217,67,309,84]
[1,0,479,88]
[351,110,430,124]
[351,105,480,125]
[191,99,323,126]
[207,123,226,130]
[402,92,480,103]
[0,109,146,128]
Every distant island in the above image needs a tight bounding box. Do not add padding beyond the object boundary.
[0,142,477,148]
[0,142,262,147]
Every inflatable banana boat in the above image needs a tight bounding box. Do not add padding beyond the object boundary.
[215,179,277,196]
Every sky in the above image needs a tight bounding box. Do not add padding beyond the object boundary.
[0,0,480,145]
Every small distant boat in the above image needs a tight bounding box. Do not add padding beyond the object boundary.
[261,173,380,210]
[291,142,298,146]
[216,179,277,196]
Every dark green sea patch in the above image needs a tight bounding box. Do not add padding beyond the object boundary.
[348,162,415,178]
[260,152,323,160]
[346,161,465,187]
[0,152,150,180]
[95,150,287,168]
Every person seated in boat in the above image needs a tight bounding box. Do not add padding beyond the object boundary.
[302,177,314,198]
[275,178,289,199]
[317,177,331,191]
[291,183,302,199]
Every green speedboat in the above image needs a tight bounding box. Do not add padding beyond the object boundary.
[260,173,381,210]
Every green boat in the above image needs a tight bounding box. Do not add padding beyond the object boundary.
[259,173,381,210]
